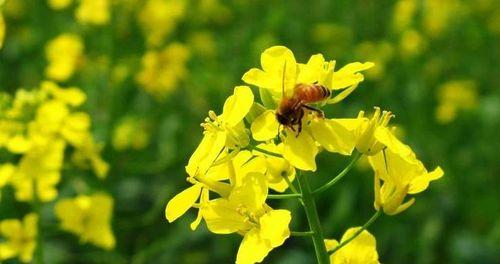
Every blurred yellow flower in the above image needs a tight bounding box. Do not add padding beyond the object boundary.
[0,163,15,200]
[325,227,379,264]
[355,41,394,80]
[0,12,5,49]
[188,31,217,58]
[55,193,115,250]
[138,0,186,47]
[9,138,65,202]
[0,82,108,186]
[436,80,478,123]
[48,0,73,10]
[423,0,463,37]
[71,135,109,179]
[310,23,353,57]
[399,29,427,58]
[0,213,38,263]
[136,43,190,100]
[45,34,84,82]
[112,117,150,151]
[195,0,232,25]
[75,0,110,25]
[369,148,443,215]
[392,0,416,32]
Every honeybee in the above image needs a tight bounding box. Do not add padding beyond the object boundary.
[276,82,331,135]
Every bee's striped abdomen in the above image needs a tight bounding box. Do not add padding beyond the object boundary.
[294,83,331,103]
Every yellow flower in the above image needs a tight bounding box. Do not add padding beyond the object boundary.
[0,213,38,263]
[242,46,374,104]
[349,107,395,155]
[0,12,5,49]
[435,80,478,124]
[250,109,357,171]
[187,31,217,58]
[136,43,190,100]
[185,86,253,177]
[423,0,463,37]
[252,143,296,193]
[71,134,109,179]
[0,163,14,187]
[392,0,416,32]
[54,193,115,250]
[112,117,150,151]
[201,173,291,264]
[75,0,110,25]
[48,0,73,10]
[399,29,426,58]
[325,227,379,264]
[369,147,444,215]
[166,150,263,229]
[45,34,84,82]
[242,46,372,171]
[355,41,394,80]
[0,163,15,200]
[10,138,65,202]
[138,0,186,47]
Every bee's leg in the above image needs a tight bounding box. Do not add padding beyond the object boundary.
[302,104,324,118]
[297,121,302,137]
[296,109,304,137]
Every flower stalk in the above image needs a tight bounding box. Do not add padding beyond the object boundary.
[327,210,382,255]
[297,172,330,264]
[314,151,362,195]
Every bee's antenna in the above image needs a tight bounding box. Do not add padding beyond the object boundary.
[282,60,286,98]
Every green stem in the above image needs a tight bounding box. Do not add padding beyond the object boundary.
[297,173,330,264]
[247,145,283,158]
[283,173,300,194]
[33,183,44,264]
[327,210,382,255]
[291,231,314,237]
[267,193,302,199]
[314,151,362,195]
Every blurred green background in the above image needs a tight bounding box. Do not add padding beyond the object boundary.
[0,0,499,263]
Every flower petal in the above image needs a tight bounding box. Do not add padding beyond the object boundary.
[185,131,226,177]
[283,131,318,171]
[327,84,358,104]
[236,228,270,264]
[251,110,280,141]
[374,127,414,159]
[229,172,268,212]
[165,184,203,222]
[259,209,291,247]
[309,118,356,155]
[330,62,374,90]
[202,199,249,234]
[297,54,325,84]
[408,166,444,194]
[223,86,254,127]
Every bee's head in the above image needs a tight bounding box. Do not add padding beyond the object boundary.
[276,112,291,126]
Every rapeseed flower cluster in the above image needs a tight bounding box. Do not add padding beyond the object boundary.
[45,33,84,82]
[136,42,190,100]
[435,80,478,123]
[166,46,443,263]
[0,81,114,261]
